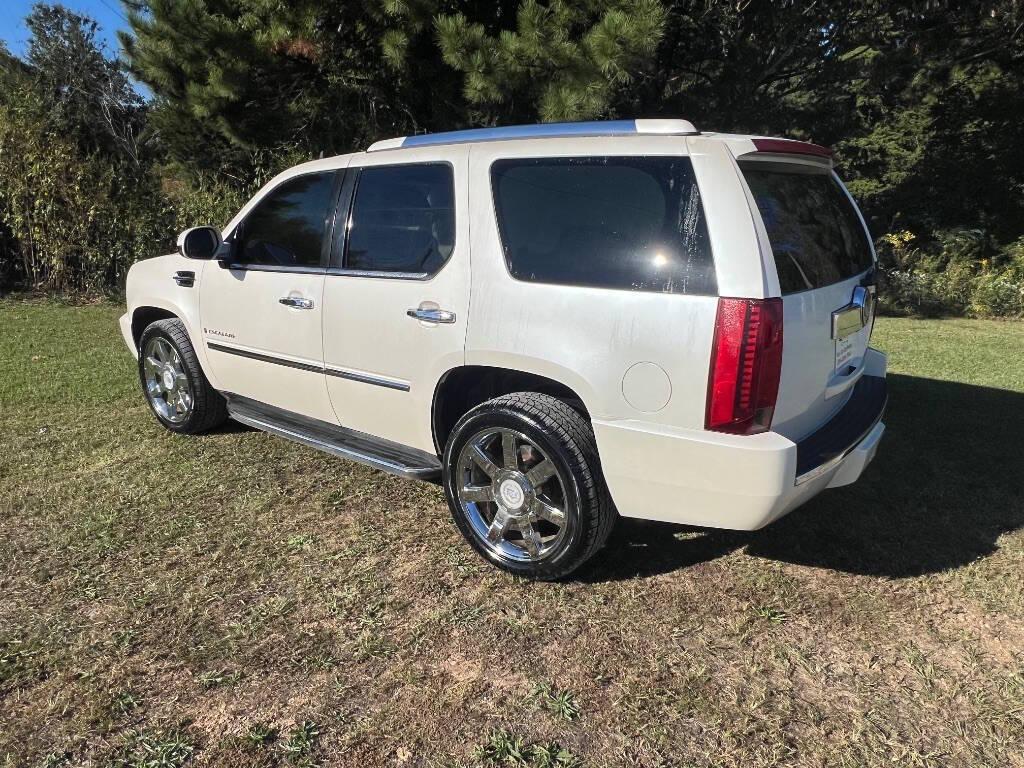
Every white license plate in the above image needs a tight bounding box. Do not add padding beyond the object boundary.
[835,334,856,372]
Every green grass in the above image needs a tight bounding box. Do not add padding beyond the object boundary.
[1,297,1023,767]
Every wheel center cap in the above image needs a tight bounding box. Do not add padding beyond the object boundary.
[498,477,527,510]
[162,369,176,391]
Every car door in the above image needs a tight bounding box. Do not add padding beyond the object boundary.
[199,169,341,423]
[322,148,470,454]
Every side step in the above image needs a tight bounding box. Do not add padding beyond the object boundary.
[224,394,442,481]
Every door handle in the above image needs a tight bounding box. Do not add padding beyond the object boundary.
[279,296,314,310]
[407,307,456,324]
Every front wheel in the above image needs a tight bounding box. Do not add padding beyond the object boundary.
[138,318,227,434]
[443,392,615,580]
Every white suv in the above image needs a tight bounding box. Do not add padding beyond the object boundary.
[120,119,887,579]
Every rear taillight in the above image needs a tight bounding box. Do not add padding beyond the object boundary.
[705,297,784,435]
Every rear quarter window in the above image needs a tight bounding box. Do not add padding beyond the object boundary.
[490,156,716,295]
[741,163,873,294]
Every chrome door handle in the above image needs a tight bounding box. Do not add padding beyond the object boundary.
[279,296,314,309]
[407,308,456,323]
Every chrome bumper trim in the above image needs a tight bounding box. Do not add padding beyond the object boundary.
[794,404,886,486]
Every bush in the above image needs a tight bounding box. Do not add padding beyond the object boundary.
[0,92,170,293]
[0,94,277,294]
[971,272,1024,316]
[880,263,974,317]
[876,230,1024,318]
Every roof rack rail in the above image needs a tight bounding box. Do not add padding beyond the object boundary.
[367,118,699,152]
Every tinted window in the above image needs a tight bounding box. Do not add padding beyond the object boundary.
[345,163,455,275]
[237,172,336,268]
[490,156,715,295]
[741,164,873,293]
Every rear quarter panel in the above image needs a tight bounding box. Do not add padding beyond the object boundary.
[464,135,762,431]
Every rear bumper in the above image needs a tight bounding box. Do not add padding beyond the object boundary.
[795,372,887,485]
[593,348,887,530]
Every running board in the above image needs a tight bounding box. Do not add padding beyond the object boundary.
[224,394,442,481]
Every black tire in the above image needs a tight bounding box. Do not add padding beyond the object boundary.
[443,392,615,580]
[137,318,227,434]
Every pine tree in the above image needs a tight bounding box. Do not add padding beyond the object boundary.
[118,1,478,173]
[435,0,667,124]
[120,0,332,174]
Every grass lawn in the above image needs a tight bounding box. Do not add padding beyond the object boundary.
[1,299,1022,767]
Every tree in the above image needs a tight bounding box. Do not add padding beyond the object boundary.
[831,1,1024,248]
[118,0,485,174]
[435,0,666,124]
[22,3,145,162]
[0,4,167,291]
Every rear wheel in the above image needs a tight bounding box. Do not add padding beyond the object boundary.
[443,392,615,579]
[138,318,227,434]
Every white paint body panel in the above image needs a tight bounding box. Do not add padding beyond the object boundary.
[466,135,724,430]
[194,156,357,424]
[119,253,209,371]
[199,265,335,423]
[322,145,471,453]
[595,347,886,530]
[121,129,886,532]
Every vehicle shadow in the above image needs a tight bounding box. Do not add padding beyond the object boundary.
[208,419,255,435]
[580,374,1024,582]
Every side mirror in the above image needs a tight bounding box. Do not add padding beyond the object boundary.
[177,227,222,260]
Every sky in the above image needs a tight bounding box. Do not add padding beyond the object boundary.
[1,0,150,94]
[1,0,130,57]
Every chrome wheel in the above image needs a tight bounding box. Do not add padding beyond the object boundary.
[456,428,569,563]
[142,336,193,424]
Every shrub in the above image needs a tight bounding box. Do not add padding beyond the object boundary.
[971,272,1024,317]
[876,230,1024,318]
[0,94,284,294]
[0,93,171,293]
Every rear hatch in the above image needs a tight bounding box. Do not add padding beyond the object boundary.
[739,158,876,441]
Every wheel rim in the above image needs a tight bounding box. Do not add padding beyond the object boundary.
[142,337,193,424]
[456,428,570,563]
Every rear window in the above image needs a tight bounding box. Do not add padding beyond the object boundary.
[741,164,873,294]
[490,156,715,295]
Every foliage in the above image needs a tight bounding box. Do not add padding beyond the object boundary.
[875,229,1024,318]
[0,83,162,292]
[0,5,289,293]
[24,4,145,160]
[0,5,164,292]
[1,0,1024,315]
[118,0,478,175]
[436,0,667,123]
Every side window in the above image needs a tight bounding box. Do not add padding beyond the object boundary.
[490,156,716,295]
[236,172,336,268]
[345,163,455,275]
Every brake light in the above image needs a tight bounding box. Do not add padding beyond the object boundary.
[705,297,784,435]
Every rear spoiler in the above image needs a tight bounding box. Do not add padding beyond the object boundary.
[750,138,833,158]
